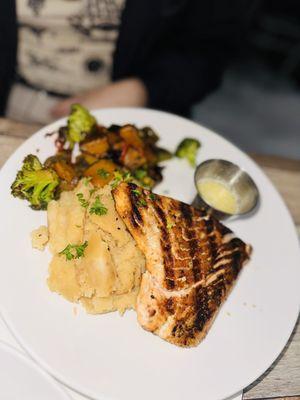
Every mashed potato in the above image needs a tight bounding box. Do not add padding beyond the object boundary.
[46,180,145,314]
[31,225,49,250]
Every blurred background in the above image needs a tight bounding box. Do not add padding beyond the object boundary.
[2,0,300,160]
[193,0,300,159]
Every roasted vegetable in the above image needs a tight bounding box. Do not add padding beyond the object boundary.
[66,104,96,148]
[44,150,72,167]
[106,130,121,146]
[12,105,175,210]
[133,168,156,189]
[52,161,76,182]
[139,127,159,145]
[143,147,157,165]
[80,137,109,156]
[155,147,173,162]
[83,159,117,187]
[175,138,201,167]
[122,147,147,170]
[45,153,77,190]
[45,155,76,182]
[11,154,60,210]
[119,125,144,149]
[76,152,99,167]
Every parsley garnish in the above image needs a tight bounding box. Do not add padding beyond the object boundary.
[89,196,108,216]
[132,189,141,196]
[123,171,133,182]
[97,168,110,178]
[149,193,156,201]
[131,189,149,205]
[83,177,92,186]
[110,170,134,189]
[110,171,123,189]
[59,241,88,261]
[166,220,174,230]
[137,198,147,207]
[77,193,89,208]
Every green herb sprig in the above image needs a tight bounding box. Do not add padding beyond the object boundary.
[59,241,88,261]
[110,170,134,189]
[132,189,141,196]
[76,193,89,208]
[166,220,174,230]
[89,196,108,216]
[83,177,92,186]
[137,198,147,207]
[97,168,110,178]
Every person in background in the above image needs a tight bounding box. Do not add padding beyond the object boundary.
[0,0,258,124]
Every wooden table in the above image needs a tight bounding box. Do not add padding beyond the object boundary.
[1,118,299,400]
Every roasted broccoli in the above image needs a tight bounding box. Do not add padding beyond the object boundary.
[11,154,60,210]
[175,138,201,167]
[66,104,96,148]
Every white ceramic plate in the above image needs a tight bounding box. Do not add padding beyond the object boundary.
[0,341,70,399]
[0,108,299,400]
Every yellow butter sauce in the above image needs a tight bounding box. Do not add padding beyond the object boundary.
[197,179,238,214]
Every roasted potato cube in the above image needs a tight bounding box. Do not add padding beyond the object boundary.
[83,159,117,187]
[80,137,109,156]
[122,147,147,169]
[53,160,76,183]
[80,152,99,165]
[119,125,144,149]
[106,131,121,146]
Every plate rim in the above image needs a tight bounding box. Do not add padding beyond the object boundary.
[1,107,299,400]
[0,339,71,400]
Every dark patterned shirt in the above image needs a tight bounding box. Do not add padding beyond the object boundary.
[17,0,125,95]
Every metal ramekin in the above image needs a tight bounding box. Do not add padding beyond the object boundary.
[193,159,259,220]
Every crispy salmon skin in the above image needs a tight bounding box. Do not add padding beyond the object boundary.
[112,182,251,347]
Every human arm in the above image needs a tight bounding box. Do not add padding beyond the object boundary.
[51,78,148,118]
[52,0,258,118]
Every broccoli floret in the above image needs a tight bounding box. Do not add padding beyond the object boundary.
[66,104,96,148]
[175,138,201,167]
[22,153,43,171]
[11,154,60,210]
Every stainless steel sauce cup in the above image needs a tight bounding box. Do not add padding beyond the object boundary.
[193,159,259,220]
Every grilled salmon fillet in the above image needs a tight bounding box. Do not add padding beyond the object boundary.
[112,182,251,347]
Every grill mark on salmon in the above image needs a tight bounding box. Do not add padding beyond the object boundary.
[152,198,175,289]
[128,184,143,227]
[180,203,202,283]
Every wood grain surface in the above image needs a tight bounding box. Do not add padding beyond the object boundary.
[266,398,300,400]
[251,154,300,226]
[0,118,299,400]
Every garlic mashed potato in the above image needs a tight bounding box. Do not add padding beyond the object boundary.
[43,180,144,314]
